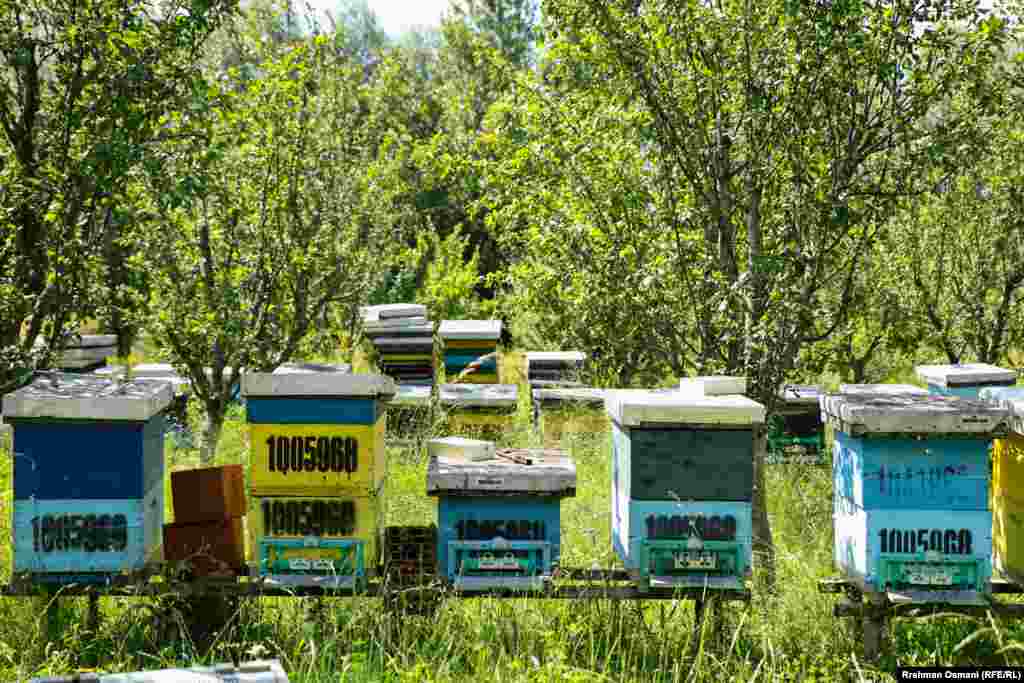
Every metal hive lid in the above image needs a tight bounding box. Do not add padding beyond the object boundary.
[243,372,396,400]
[438,383,517,407]
[678,376,747,396]
[439,319,502,340]
[2,373,174,421]
[605,389,765,427]
[915,362,1017,388]
[427,446,576,495]
[821,391,1009,435]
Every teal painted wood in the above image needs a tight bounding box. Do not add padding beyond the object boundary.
[611,422,754,502]
[436,497,562,580]
[10,415,166,500]
[834,497,992,593]
[611,492,752,584]
[832,431,990,510]
[12,497,155,574]
[927,383,1003,399]
[256,537,366,578]
[245,398,381,425]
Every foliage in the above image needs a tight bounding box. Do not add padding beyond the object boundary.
[132,26,395,460]
[0,0,239,392]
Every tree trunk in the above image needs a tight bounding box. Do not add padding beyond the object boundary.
[752,425,775,593]
[200,403,226,465]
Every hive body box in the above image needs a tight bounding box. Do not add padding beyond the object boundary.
[531,387,607,444]
[427,442,576,591]
[243,372,395,587]
[825,390,1008,601]
[440,383,518,434]
[768,385,825,464]
[440,320,502,385]
[606,388,765,592]
[524,352,586,387]
[52,334,118,371]
[362,304,435,387]
[980,387,1024,585]
[3,374,172,579]
[916,363,1016,399]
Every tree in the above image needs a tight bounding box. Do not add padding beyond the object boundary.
[449,0,540,68]
[133,32,394,461]
[0,0,238,392]
[480,0,1006,585]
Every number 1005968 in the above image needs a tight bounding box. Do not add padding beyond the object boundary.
[265,435,359,476]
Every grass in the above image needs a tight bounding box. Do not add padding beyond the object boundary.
[3,366,1024,682]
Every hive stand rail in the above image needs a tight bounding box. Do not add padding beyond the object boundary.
[818,577,1024,662]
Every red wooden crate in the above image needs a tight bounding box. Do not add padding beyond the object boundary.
[163,517,245,576]
[171,464,246,524]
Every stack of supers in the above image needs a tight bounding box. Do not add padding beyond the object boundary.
[439,320,502,385]
[52,334,119,372]
[362,304,435,387]
[163,465,247,577]
[524,352,586,388]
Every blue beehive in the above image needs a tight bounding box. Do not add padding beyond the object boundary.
[824,387,1009,602]
[606,382,765,593]
[3,373,173,579]
[427,438,576,591]
[915,363,1016,399]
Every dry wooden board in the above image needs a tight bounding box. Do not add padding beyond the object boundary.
[3,374,173,421]
[604,389,765,427]
[428,437,496,461]
[821,392,1009,434]
[915,363,1017,388]
[427,447,576,495]
[273,362,351,375]
[243,373,396,399]
[361,303,428,320]
[532,387,607,403]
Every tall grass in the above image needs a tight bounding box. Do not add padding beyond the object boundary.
[2,377,1024,681]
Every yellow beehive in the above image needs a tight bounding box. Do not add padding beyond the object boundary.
[983,386,1024,584]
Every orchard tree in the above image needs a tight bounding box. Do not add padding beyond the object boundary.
[0,0,238,392]
[133,33,394,461]
[481,0,1007,582]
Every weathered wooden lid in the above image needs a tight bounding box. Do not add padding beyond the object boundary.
[2,373,173,421]
[361,303,428,321]
[439,319,502,340]
[532,387,606,404]
[393,384,431,407]
[779,384,823,405]
[428,436,496,461]
[373,336,434,347]
[439,383,517,408]
[605,389,765,427]
[524,351,585,363]
[980,386,1024,435]
[836,383,928,396]
[821,392,1009,435]
[363,318,432,335]
[243,372,396,400]
[273,362,351,375]
[915,363,1017,388]
[65,334,118,349]
[678,376,747,396]
[427,446,576,496]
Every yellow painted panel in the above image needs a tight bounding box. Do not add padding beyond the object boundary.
[248,493,382,569]
[249,421,384,497]
[457,373,500,384]
[444,340,498,350]
[450,412,514,429]
[541,411,608,445]
[992,434,1024,583]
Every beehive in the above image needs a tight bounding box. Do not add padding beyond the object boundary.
[605,386,764,592]
[52,334,118,372]
[440,383,518,434]
[524,352,585,387]
[916,363,1017,398]
[362,304,435,387]
[242,371,394,586]
[531,387,607,444]
[980,386,1024,585]
[427,441,575,591]
[3,374,172,578]
[824,390,1008,601]
[387,384,432,440]
[440,320,502,385]
[768,385,825,464]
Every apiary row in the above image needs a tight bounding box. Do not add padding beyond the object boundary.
[6,362,1024,602]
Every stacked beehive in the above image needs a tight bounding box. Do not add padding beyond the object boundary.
[242,368,396,588]
[524,352,586,388]
[163,465,247,577]
[427,437,576,591]
[767,384,826,464]
[531,387,607,445]
[606,377,764,593]
[362,304,435,386]
[916,363,1016,398]
[439,320,502,384]
[2,374,172,583]
[825,385,1008,603]
[440,383,518,437]
[52,334,119,372]
[981,386,1024,585]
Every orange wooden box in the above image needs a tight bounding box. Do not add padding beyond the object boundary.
[163,517,246,576]
[171,464,246,524]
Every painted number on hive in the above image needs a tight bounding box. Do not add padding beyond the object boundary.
[261,499,356,537]
[645,514,737,541]
[265,435,358,476]
[31,514,128,553]
[879,528,973,555]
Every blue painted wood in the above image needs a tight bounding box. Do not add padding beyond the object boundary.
[927,383,993,399]
[10,415,166,500]
[13,498,152,574]
[834,497,992,592]
[832,431,990,511]
[611,495,752,576]
[436,496,562,579]
[444,356,498,370]
[245,398,380,425]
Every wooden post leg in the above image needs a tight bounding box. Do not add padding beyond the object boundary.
[86,592,101,634]
[690,597,706,657]
[44,590,60,643]
[862,594,888,664]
